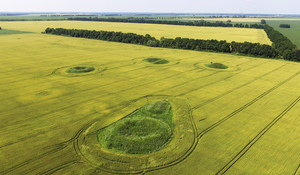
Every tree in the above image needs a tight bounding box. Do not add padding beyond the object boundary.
[279,24,290,28]
[0,27,2,30]
[261,19,266,24]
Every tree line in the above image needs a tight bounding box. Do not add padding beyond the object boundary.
[264,24,299,61]
[279,24,291,28]
[67,17,265,29]
[44,27,284,60]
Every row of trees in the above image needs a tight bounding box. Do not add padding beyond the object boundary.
[264,24,299,61]
[44,27,281,59]
[67,17,265,29]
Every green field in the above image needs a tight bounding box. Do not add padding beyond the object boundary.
[0,21,300,174]
[267,19,300,48]
[0,29,31,35]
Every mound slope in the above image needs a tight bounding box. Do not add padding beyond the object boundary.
[97,100,173,154]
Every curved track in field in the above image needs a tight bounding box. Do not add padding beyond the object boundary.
[72,95,199,174]
[2,63,299,174]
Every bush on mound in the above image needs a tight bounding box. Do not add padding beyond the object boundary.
[205,62,228,69]
[97,100,174,154]
[143,58,169,64]
[66,66,95,73]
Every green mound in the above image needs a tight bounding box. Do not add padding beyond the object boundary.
[97,100,174,154]
[66,66,95,73]
[143,58,169,64]
[205,62,228,69]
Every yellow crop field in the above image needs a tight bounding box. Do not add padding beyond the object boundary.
[0,21,272,45]
[0,22,299,175]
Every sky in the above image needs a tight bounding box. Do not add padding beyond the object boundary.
[1,0,300,14]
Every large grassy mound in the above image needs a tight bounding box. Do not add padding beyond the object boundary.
[205,62,228,69]
[143,58,169,64]
[97,100,174,154]
[65,66,95,73]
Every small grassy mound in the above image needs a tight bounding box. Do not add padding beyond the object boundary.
[205,62,228,69]
[97,100,174,154]
[143,58,169,64]
[66,66,95,73]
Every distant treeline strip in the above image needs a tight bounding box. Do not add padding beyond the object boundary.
[67,17,264,29]
[44,28,299,62]
[0,19,64,21]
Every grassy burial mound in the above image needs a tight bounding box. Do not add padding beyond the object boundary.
[205,62,229,69]
[143,58,169,64]
[66,66,95,73]
[97,100,174,154]
[53,64,104,77]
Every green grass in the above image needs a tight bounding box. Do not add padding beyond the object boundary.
[0,29,31,35]
[205,62,228,69]
[65,66,95,73]
[266,20,300,48]
[143,58,169,64]
[97,100,173,154]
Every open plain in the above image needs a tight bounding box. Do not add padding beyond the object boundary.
[0,21,299,174]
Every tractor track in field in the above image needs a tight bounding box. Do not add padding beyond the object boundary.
[3,60,293,174]
[0,60,266,148]
[0,66,202,128]
[0,56,153,91]
[192,63,288,109]
[0,141,76,174]
[0,57,246,100]
[69,64,297,174]
[0,60,145,97]
[175,60,270,97]
[197,71,300,139]
[36,161,82,175]
[4,95,182,175]
[294,164,300,175]
[0,64,156,102]
[0,63,288,150]
[72,96,200,175]
[0,98,140,174]
[216,96,300,175]
[0,59,134,84]
[0,57,186,108]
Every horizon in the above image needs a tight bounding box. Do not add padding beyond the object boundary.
[1,12,300,16]
[1,0,300,15]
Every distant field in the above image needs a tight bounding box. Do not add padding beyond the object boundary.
[266,20,300,48]
[183,17,263,23]
[182,17,300,23]
[0,21,272,45]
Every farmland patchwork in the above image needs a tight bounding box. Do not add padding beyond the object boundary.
[0,21,299,175]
